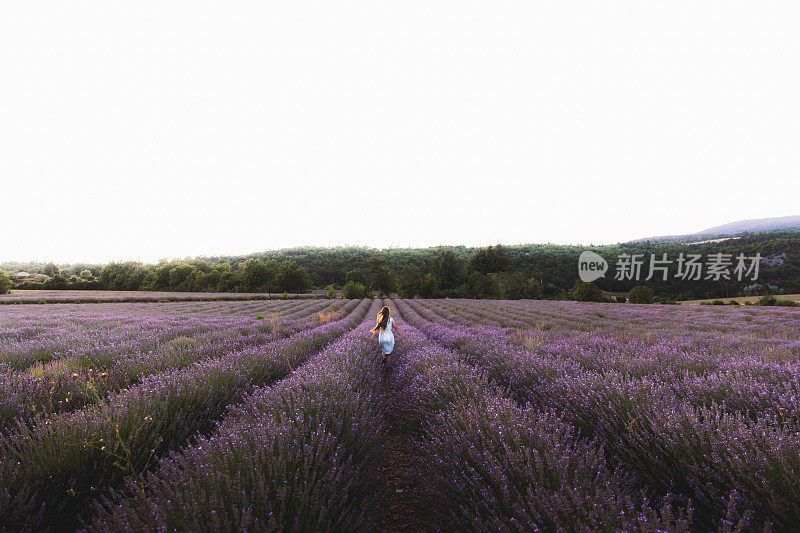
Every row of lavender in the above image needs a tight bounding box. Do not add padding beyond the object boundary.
[0,299,350,429]
[0,291,314,301]
[0,299,371,530]
[394,298,800,530]
[87,302,387,531]
[385,300,683,530]
[422,297,800,339]
[0,298,336,324]
[0,299,333,371]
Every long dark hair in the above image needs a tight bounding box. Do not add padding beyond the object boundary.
[371,306,390,332]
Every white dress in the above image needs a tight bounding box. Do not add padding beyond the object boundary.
[377,317,395,355]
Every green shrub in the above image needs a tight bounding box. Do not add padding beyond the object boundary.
[0,271,13,294]
[628,285,654,304]
[325,285,338,300]
[524,278,542,299]
[572,281,604,302]
[758,295,778,306]
[342,281,366,299]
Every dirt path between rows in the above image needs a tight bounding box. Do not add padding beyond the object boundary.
[371,299,433,532]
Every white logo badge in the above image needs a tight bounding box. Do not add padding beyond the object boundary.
[578,251,608,283]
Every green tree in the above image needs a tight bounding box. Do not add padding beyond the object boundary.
[468,245,509,275]
[464,272,504,299]
[194,269,222,292]
[628,285,654,304]
[325,285,338,299]
[346,269,368,286]
[79,269,94,280]
[367,256,397,296]
[486,274,505,299]
[525,278,542,299]
[241,259,278,292]
[398,266,421,298]
[542,283,562,298]
[128,265,151,290]
[419,273,438,298]
[433,248,464,291]
[152,263,173,290]
[465,271,484,298]
[99,262,142,291]
[42,262,60,278]
[367,257,383,289]
[572,280,604,302]
[375,269,398,296]
[169,264,198,291]
[275,261,311,293]
[0,271,13,294]
[343,280,366,299]
[216,264,237,292]
[498,272,525,299]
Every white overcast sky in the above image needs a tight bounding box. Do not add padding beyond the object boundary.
[1,2,799,264]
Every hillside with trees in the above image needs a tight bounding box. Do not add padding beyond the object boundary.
[3,230,799,301]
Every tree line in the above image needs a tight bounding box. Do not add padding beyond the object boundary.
[4,259,312,295]
[2,230,799,300]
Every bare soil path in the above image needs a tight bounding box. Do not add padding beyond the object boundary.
[371,299,433,532]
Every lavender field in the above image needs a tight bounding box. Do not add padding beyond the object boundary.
[1,298,799,531]
[0,290,266,301]
[0,290,319,304]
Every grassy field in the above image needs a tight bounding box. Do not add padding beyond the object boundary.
[1,298,798,531]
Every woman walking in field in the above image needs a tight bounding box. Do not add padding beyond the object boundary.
[370,305,404,365]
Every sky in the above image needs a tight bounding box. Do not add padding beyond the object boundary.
[1,2,799,264]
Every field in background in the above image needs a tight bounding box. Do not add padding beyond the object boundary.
[3,289,263,300]
[0,289,319,304]
[1,298,799,530]
[680,293,800,305]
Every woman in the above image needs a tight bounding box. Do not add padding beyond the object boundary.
[370,305,404,364]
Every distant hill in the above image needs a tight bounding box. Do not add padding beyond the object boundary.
[633,216,800,243]
[697,216,800,235]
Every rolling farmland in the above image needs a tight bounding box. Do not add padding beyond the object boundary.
[1,298,799,531]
